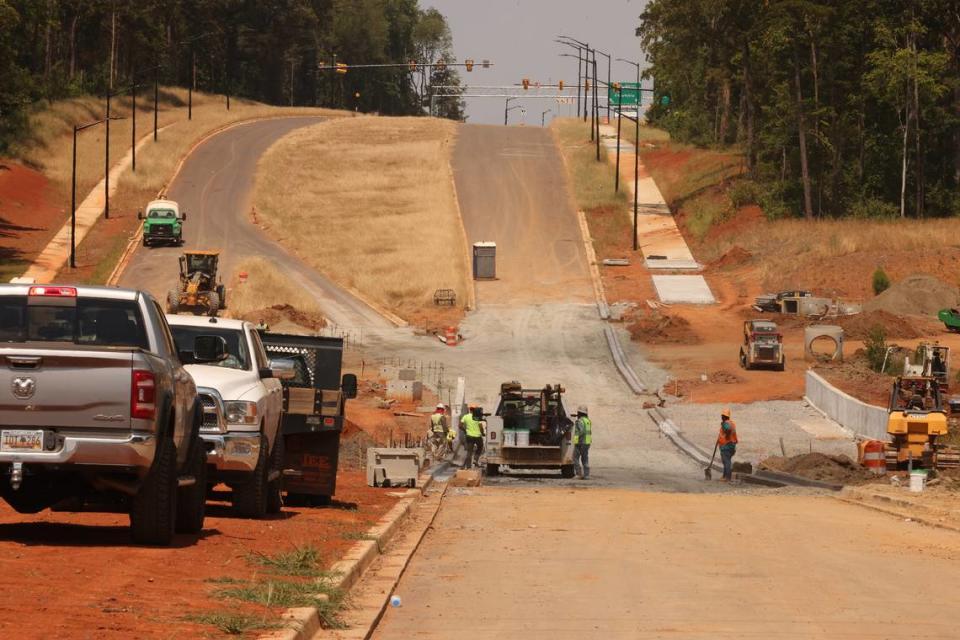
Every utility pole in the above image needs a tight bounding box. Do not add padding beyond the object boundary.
[615,86,622,192]
[188,49,195,120]
[131,74,136,172]
[105,91,111,219]
[153,66,159,141]
[593,56,600,161]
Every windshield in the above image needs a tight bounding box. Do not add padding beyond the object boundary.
[187,255,216,273]
[0,297,148,348]
[891,378,941,412]
[148,209,176,219]
[170,325,250,370]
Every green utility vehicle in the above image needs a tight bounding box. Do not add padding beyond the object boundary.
[939,308,960,333]
[138,199,186,247]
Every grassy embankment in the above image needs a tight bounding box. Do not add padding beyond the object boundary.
[228,257,327,331]
[11,89,342,284]
[640,142,960,299]
[253,116,470,327]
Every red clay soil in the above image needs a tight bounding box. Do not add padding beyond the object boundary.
[0,161,64,277]
[834,310,925,340]
[0,470,400,639]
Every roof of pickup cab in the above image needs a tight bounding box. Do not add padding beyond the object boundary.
[0,283,141,301]
[166,314,249,330]
[146,199,179,213]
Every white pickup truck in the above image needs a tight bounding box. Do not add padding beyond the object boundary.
[167,315,289,517]
[0,284,223,545]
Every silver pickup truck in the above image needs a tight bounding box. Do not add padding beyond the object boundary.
[0,284,222,545]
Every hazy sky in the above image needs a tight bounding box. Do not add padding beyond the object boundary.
[422,0,649,126]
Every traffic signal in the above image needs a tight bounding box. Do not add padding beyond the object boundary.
[584,79,590,92]
[482,59,491,69]
[522,78,530,90]
[558,80,564,91]
[409,60,417,71]
[436,58,446,71]
[336,62,348,75]
[465,59,474,72]
[613,82,621,91]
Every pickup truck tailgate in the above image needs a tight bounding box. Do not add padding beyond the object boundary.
[0,348,133,430]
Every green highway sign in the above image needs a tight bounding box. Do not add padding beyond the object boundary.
[609,82,642,107]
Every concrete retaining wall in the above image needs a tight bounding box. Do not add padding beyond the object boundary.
[805,370,889,441]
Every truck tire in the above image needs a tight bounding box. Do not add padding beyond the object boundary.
[175,439,208,534]
[560,464,575,479]
[130,438,178,546]
[777,357,786,372]
[233,441,268,518]
[206,292,220,317]
[143,236,150,247]
[486,463,500,476]
[167,290,180,314]
[266,434,284,514]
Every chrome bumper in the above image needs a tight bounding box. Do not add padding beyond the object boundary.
[202,432,262,473]
[0,431,156,470]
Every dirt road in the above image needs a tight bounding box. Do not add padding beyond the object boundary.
[373,487,960,639]
[118,117,391,328]
[452,125,594,305]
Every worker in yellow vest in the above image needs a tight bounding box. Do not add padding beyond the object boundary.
[573,405,592,479]
[428,404,448,458]
[461,406,485,469]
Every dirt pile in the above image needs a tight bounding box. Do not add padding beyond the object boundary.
[711,245,753,269]
[236,303,327,332]
[760,452,874,485]
[864,274,959,316]
[627,310,700,344]
[835,309,922,340]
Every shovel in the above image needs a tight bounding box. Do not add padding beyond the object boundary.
[704,442,719,480]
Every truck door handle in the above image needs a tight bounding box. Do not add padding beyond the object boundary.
[7,356,42,369]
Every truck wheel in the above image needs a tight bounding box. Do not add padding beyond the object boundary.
[167,290,180,314]
[142,237,150,247]
[560,464,575,479]
[233,441,268,518]
[266,435,284,514]
[175,440,207,534]
[486,463,500,477]
[206,292,220,317]
[778,357,786,372]
[130,438,178,546]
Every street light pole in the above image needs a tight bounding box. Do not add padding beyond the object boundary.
[615,86,622,192]
[504,97,516,126]
[593,56,600,161]
[153,66,159,141]
[131,77,136,173]
[71,118,106,268]
[541,108,552,127]
[105,91,111,219]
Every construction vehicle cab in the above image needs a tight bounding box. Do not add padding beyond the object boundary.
[482,382,575,478]
[907,342,950,393]
[167,250,226,316]
[886,375,949,468]
[739,320,785,371]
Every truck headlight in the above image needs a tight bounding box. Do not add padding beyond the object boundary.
[224,401,258,425]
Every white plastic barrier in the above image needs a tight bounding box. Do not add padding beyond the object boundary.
[805,370,890,442]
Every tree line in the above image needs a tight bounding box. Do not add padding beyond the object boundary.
[638,0,960,219]
[0,0,464,152]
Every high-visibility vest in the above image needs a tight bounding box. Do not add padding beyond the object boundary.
[718,419,738,447]
[430,413,445,433]
[462,414,483,438]
[574,416,592,445]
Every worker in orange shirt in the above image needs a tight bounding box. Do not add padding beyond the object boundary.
[717,408,738,482]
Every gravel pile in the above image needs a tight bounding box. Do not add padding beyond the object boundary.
[864,274,960,316]
[760,452,874,485]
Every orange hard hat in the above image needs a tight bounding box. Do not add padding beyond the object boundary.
[721,408,731,418]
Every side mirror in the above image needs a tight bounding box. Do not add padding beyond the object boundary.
[341,373,358,399]
[266,358,296,380]
[193,335,228,363]
[180,212,187,221]
[137,210,144,220]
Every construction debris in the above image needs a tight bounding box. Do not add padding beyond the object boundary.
[602,258,631,267]
[759,453,875,485]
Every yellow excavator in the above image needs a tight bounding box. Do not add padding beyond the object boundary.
[885,375,949,468]
[167,251,226,316]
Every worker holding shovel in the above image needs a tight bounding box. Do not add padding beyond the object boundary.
[717,408,738,482]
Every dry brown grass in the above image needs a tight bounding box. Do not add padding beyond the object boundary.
[227,257,326,330]
[253,116,469,320]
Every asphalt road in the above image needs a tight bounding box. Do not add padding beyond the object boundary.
[452,125,594,306]
[118,117,391,329]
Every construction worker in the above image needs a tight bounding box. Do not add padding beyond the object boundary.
[427,404,448,457]
[717,408,738,482]
[573,405,592,479]
[461,406,485,469]
[255,319,270,331]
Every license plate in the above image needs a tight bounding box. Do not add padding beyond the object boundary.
[1,430,44,452]
[306,416,321,426]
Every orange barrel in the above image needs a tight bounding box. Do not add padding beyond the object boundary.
[238,271,248,284]
[862,440,886,475]
[444,326,458,347]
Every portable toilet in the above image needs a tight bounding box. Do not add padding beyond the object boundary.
[472,241,497,280]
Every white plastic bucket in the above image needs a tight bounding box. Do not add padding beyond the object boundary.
[502,430,516,447]
[909,471,927,493]
[515,430,530,447]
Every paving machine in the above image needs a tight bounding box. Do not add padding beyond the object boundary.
[482,382,575,478]
[167,250,226,316]
[885,374,959,468]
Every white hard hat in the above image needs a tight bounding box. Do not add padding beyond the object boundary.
[577,405,588,415]
[436,403,445,410]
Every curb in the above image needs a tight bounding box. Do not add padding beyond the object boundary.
[604,325,645,394]
[106,114,330,287]
[835,492,960,534]
[575,209,610,320]
[447,130,477,313]
[261,468,437,640]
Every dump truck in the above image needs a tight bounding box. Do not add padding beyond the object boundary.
[167,251,226,316]
[739,320,785,371]
[260,332,357,505]
[482,382,575,478]
[138,199,186,246]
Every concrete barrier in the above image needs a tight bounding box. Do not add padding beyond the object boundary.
[805,370,889,441]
